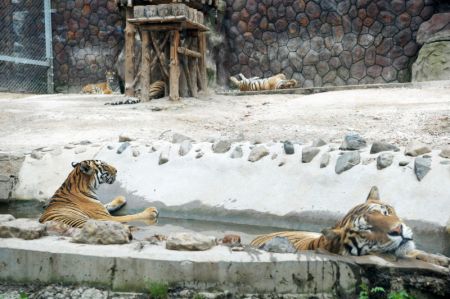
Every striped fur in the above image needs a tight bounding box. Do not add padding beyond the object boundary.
[251,187,416,257]
[39,160,158,228]
[230,73,297,91]
[105,80,165,105]
[81,71,116,94]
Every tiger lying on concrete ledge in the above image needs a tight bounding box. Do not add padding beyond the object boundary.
[230,73,297,91]
[251,187,449,267]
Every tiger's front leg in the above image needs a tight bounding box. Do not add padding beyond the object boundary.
[406,249,450,267]
[104,195,127,213]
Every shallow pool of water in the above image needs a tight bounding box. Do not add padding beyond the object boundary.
[1,200,448,255]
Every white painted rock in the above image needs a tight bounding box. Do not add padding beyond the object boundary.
[405,141,431,157]
[172,133,192,144]
[0,218,46,240]
[302,146,320,163]
[178,140,192,156]
[335,151,360,174]
[212,140,231,153]
[159,146,170,165]
[320,152,330,168]
[71,220,132,245]
[166,232,217,251]
[439,146,450,159]
[230,146,243,159]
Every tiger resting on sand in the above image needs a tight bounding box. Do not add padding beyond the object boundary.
[230,73,297,91]
[251,186,449,267]
[39,160,158,228]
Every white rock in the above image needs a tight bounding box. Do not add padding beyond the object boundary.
[405,141,431,157]
[0,218,46,240]
[159,146,170,165]
[166,232,217,251]
[71,220,131,245]
[248,146,269,162]
[0,214,15,223]
[230,146,243,159]
[179,140,192,156]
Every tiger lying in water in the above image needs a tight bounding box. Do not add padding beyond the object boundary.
[251,187,449,267]
[39,160,159,228]
[230,73,297,91]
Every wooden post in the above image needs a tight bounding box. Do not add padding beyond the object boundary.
[169,30,180,101]
[141,31,150,101]
[198,31,207,91]
[125,7,136,96]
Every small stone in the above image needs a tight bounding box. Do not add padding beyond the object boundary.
[117,142,130,154]
[312,138,327,147]
[439,146,450,159]
[172,133,191,144]
[414,157,431,181]
[283,141,295,155]
[79,140,92,145]
[377,153,394,170]
[399,160,410,166]
[339,132,367,150]
[370,141,400,154]
[335,151,361,174]
[405,141,431,157]
[132,149,140,157]
[0,214,15,223]
[221,234,242,246]
[302,147,320,163]
[71,220,131,244]
[260,236,297,253]
[212,140,231,153]
[278,158,286,167]
[320,153,330,168]
[0,218,46,240]
[196,151,204,159]
[107,145,114,150]
[248,146,269,162]
[159,147,170,165]
[166,232,217,251]
[74,147,87,154]
[151,144,160,152]
[118,135,133,142]
[31,150,44,160]
[230,146,243,159]
[178,140,192,156]
[64,144,76,149]
[272,153,278,160]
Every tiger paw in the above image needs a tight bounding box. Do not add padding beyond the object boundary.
[105,196,127,213]
[414,252,450,267]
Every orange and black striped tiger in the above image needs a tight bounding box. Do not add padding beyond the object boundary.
[251,187,449,267]
[230,73,297,91]
[39,160,158,228]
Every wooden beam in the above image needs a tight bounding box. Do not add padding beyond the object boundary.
[198,31,207,91]
[140,31,151,101]
[149,31,170,80]
[125,7,136,96]
[177,46,201,58]
[169,30,180,101]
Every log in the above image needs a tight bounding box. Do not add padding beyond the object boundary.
[149,32,170,80]
[169,30,180,101]
[198,31,207,91]
[125,7,136,96]
[177,46,201,58]
[140,31,151,101]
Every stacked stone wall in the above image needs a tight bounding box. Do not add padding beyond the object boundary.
[223,0,436,87]
[51,0,124,91]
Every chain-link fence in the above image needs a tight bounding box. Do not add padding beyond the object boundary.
[0,0,53,94]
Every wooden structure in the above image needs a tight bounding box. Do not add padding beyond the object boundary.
[118,0,218,101]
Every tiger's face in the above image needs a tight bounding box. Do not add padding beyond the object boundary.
[72,160,117,186]
[325,187,415,257]
[278,79,297,89]
[105,71,116,85]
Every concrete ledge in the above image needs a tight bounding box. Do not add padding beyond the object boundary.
[1,237,448,296]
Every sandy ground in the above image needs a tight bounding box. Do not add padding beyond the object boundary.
[1,84,450,152]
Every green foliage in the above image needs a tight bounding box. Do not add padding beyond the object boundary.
[19,292,29,299]
[193,294,206,299]
[148,282,168,299]
[358,283,415,299]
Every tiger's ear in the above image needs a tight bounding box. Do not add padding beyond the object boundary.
[79,161,93,175]
[366,186,380,202]
[71,162,79,168]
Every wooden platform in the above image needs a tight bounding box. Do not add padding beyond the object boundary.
[116,0,219,10]
[128,16,209,31]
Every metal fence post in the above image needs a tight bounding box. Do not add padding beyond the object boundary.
[44,0,54,93]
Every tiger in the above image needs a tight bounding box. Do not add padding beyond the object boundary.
[251,186,449,267]
[104,80,165,105]
[229,73,297,91]
[39,160,159,228]
[81,71,117,95]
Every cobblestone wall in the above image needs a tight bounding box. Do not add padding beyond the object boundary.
[223,0,436,87]
[52,0,124,91]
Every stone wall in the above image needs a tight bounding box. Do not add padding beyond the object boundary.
[222,0,437,87]
[51,0,124,91]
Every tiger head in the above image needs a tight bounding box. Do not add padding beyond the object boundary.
[71,160,117,188]
[277,79,297,89]
[105,71,116,85]
[323,187,415,257]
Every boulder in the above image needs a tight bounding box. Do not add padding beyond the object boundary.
[404,141,431,157]
[0,218,46,240]
[335,151,361,174]
[0,214,15,223]
[412,40,450,82]
[178,140,192,156]
[339,132,366,150]
[370,141,399,154]
[260,236,297,253]
[377,152,394,170]
[416,13,450,45]
[248,146,269,162]
[166,232,217,251]
[320,153,330,168]
[414,157,431,181]
[302,147,320,163]
[71,220,132,244]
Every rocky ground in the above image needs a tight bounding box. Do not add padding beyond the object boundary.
[1,82,450,153]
